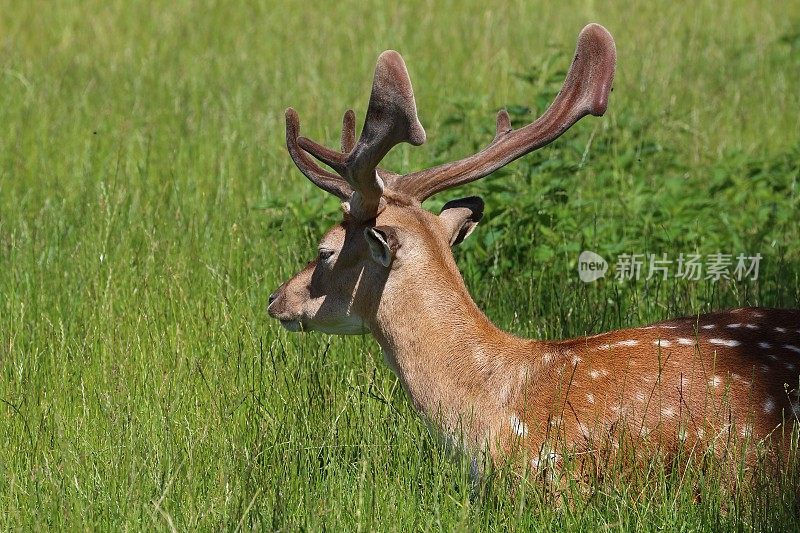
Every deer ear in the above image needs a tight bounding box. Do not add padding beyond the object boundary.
[439,196,484,246]
[364,225,400,267]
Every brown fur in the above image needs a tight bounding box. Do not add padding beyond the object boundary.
[268,202,800,474]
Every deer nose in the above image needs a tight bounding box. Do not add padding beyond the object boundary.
[268,291,279,306]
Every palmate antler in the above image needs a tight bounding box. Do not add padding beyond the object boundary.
[286,51,426,219]
[286,23,616,220]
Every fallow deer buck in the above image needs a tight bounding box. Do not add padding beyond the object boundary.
[268,24,800,478]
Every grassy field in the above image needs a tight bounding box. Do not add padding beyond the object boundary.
[2,0,800,529]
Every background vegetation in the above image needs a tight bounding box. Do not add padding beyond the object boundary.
[1,0,799,529]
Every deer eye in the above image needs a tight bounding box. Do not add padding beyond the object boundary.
[318,249,335,262]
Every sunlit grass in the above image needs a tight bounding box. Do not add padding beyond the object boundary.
[1,0,799,529]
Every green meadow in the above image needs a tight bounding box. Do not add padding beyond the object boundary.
[2,0,800,529]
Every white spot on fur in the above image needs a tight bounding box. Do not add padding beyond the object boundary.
[661,325,678,329]
[709,375,722,388]
[532,446,561,471]
[753,312,764,318]
[571,355,583,366]
[709,338,741,347]
[785,345,800,354]
[696,428,705,439]
[677,338,695,346]
[661,407,676,419]
[767,353,779,361]
[740,424,753,439]
[598,344,611,351]
[775,327,787,333]
[588,369,609,380]
[727,323,742,329]
[759,342,771,349]
[510,415,528,437]
[577,423,590,438]
[635,391,646,402]
[586,393,595,404]
[653,339,672,348]
[763,397,776,414]
[549,416,562,427]
[732,374,752,387]
[616,339,639,347]
[499,380,515,405]
[640,426,650,438]
[745,324,759,330]
[702,324,716,329]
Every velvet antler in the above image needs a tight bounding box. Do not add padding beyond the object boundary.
[285,24,616,215]
[393,23,615,200]
[288,51,425,219]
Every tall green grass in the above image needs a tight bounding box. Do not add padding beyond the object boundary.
[1,0,799,529]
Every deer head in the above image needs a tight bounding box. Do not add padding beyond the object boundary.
[268,24,616,338]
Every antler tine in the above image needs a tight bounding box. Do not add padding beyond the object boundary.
[395,23,616,201]
[285,108,353,199]
[341,110,356,153]
[298,50,426,220]
[494,109,512,141]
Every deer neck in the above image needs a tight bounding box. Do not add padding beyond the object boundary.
[367,253,543,450]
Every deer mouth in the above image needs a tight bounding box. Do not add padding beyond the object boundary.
[267,297,305,332]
